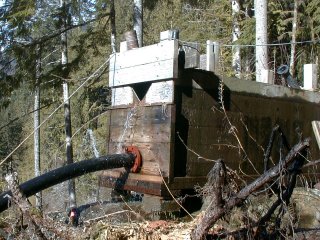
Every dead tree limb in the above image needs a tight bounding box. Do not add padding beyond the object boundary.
[191,160,226,240]
[190,138,310,240]
[256,146,307,237]
[5,173,80,240]
[263,124,291,172]
[303,159,320,168]
[263,124,279,172]
[5,173,47,240]
[256,172,297,237]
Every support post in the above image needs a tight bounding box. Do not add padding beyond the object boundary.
[206,41,219,73]
[214,42,220,73]
[206,40,214,72]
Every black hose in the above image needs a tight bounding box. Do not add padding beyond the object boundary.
[0,153,135,213]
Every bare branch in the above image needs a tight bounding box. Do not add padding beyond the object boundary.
[190,138,310,239]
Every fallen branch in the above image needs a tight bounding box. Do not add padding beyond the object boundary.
[263,124,279,172]
[5,173,47,240]
[5,173,80,240]
[191,138,310,240]
[303,159,320,168]
[84,210,131,224]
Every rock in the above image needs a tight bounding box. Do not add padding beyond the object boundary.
[313,182,320,191]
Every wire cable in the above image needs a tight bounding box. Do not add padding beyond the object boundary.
[179,39,320,48]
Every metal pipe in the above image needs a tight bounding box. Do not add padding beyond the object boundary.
[0,153,135,213]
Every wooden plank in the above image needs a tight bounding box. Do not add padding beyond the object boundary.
[109,40,178,87]
[145,81,174,104]
[109,125,171,143]
[100,170,165,196]
[110,40,177,70]
[107,142,171,177]
[101,169,164,183]
[109,105,173,126]
[107,105,175,178]
[109,60,177,87]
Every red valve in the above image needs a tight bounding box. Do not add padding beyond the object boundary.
[125,146,142,173]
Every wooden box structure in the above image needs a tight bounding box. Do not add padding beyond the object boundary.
[101,35,320,198]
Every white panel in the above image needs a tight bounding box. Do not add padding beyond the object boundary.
[160,30,172,41]
[111,87,134,106]
[304,64,318,91]
[109,40,178,87]
[120,41,128,52]
[145,81,174,104]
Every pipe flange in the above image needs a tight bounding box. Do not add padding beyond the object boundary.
[125,146,142,173]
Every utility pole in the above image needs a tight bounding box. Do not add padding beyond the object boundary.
[255,0,268,83]
[60,0,76,208]
[133,0,143,47]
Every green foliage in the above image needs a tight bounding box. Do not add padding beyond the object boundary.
[0,84,32,180]
[306,0,320,38]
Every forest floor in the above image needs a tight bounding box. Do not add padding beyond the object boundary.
[0,187,319,239]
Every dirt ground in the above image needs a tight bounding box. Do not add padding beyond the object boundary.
[1,187,320,239]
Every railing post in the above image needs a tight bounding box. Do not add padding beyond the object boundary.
[206,40,219,72]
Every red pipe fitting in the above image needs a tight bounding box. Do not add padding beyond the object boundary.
[125,146,142,173]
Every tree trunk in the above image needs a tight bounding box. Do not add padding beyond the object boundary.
[133,0,143,47]
[255,0,268,82]
[60,0,76,208]
[62,83,76,208]
[289,0,298,77]
[110,0,116,53]
[232,0,241,78]
[34,44,42,211]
